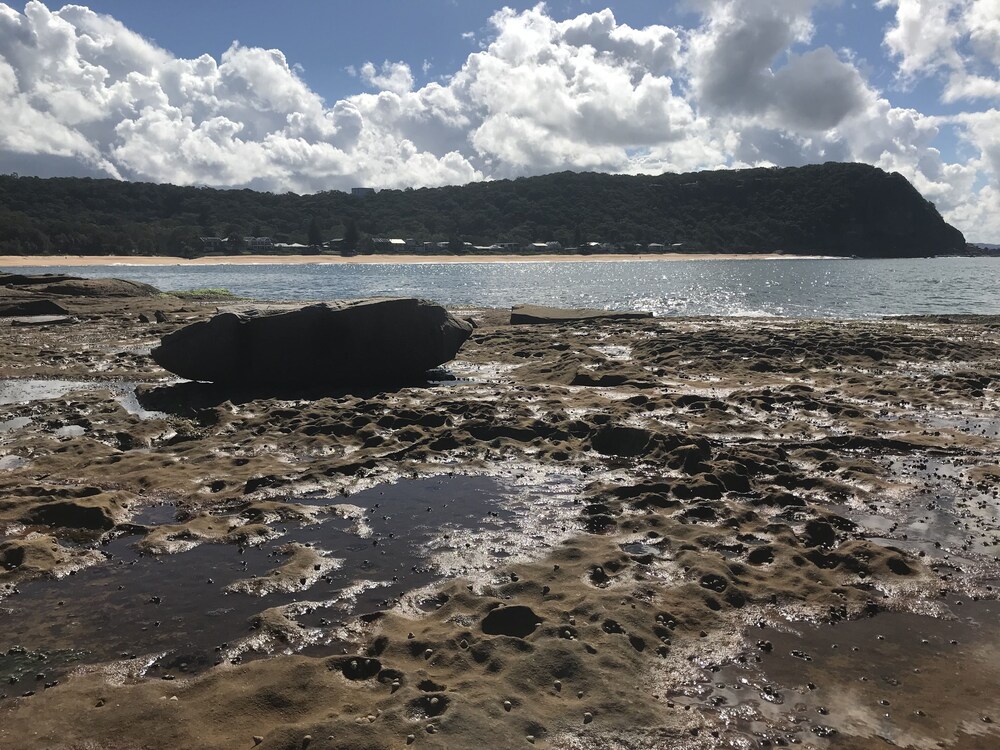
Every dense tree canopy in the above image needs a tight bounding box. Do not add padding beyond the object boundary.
[0,163,966,258]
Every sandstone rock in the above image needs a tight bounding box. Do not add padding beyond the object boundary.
[0,300,70,317]
[151,298,473,386]
[33,278,160,297]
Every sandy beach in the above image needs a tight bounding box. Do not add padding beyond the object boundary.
[0,252,828,267]
[1,273,998,749]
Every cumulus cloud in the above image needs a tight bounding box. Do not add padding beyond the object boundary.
[0,0,998,239]
[360,60,414,94]
[880,0,1000,101]
[449,6,692,175]
[0,1,480,192]
[687,0,870,130]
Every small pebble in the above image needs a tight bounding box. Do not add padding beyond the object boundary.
[406,735,415,745]
[504,700,512,712]
[253,738,263,746]
[583,711,593,724]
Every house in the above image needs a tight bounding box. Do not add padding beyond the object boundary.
[199,236,226,251]
[647,243,666,251]
[351,187,376,197]
[243,236,274,251]
[370,237,406,251]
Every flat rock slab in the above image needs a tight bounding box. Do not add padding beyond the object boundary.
[0,273,160,297]
[9,315,76,326]
[0,300,70,317]
[510,304,653,324]
[31,278,161,297]
[152,297,474,386]
[0,272,79,287]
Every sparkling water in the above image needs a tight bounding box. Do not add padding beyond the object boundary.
[5,256,1000,318]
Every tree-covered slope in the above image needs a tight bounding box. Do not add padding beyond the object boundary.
[0,162,966,257]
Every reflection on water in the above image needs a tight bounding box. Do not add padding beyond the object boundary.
[4,257,1000,318]
[0,475,576,683]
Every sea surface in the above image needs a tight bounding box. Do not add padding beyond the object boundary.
[5,256,1000,318]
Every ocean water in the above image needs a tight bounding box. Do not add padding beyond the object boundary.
[5,256,1000,318]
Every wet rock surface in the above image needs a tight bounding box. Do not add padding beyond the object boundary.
[0,289,999,748]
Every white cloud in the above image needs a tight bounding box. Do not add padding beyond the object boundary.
[0,1,479,192]
[0,0,998,239]
[360,60,414,95]
[878,0,966,80]
[879,0,1000,102]
[447,5,692,175]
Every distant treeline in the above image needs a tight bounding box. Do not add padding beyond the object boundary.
[0,162,967,258]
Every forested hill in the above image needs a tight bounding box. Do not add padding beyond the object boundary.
[0,162,966,258]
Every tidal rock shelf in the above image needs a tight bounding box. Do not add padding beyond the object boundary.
[0,286,999,749]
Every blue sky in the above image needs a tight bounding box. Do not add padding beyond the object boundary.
[65,2,949,109]
[1,1,999,239]
[61,1,697,102]
[69,2,911,105]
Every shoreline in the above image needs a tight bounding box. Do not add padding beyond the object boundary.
[0,252,836,267]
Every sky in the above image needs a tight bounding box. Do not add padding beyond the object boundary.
[0,1,999,241]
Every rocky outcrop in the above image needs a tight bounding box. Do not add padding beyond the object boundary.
[0,273,160,297]
[32,278,160,297]
[151,298,474,386]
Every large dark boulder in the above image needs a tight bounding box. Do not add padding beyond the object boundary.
[151,298,474,385]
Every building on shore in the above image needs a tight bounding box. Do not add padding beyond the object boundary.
[243,236,274,251]
[370,237,406,251]
[351,187,376,197]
